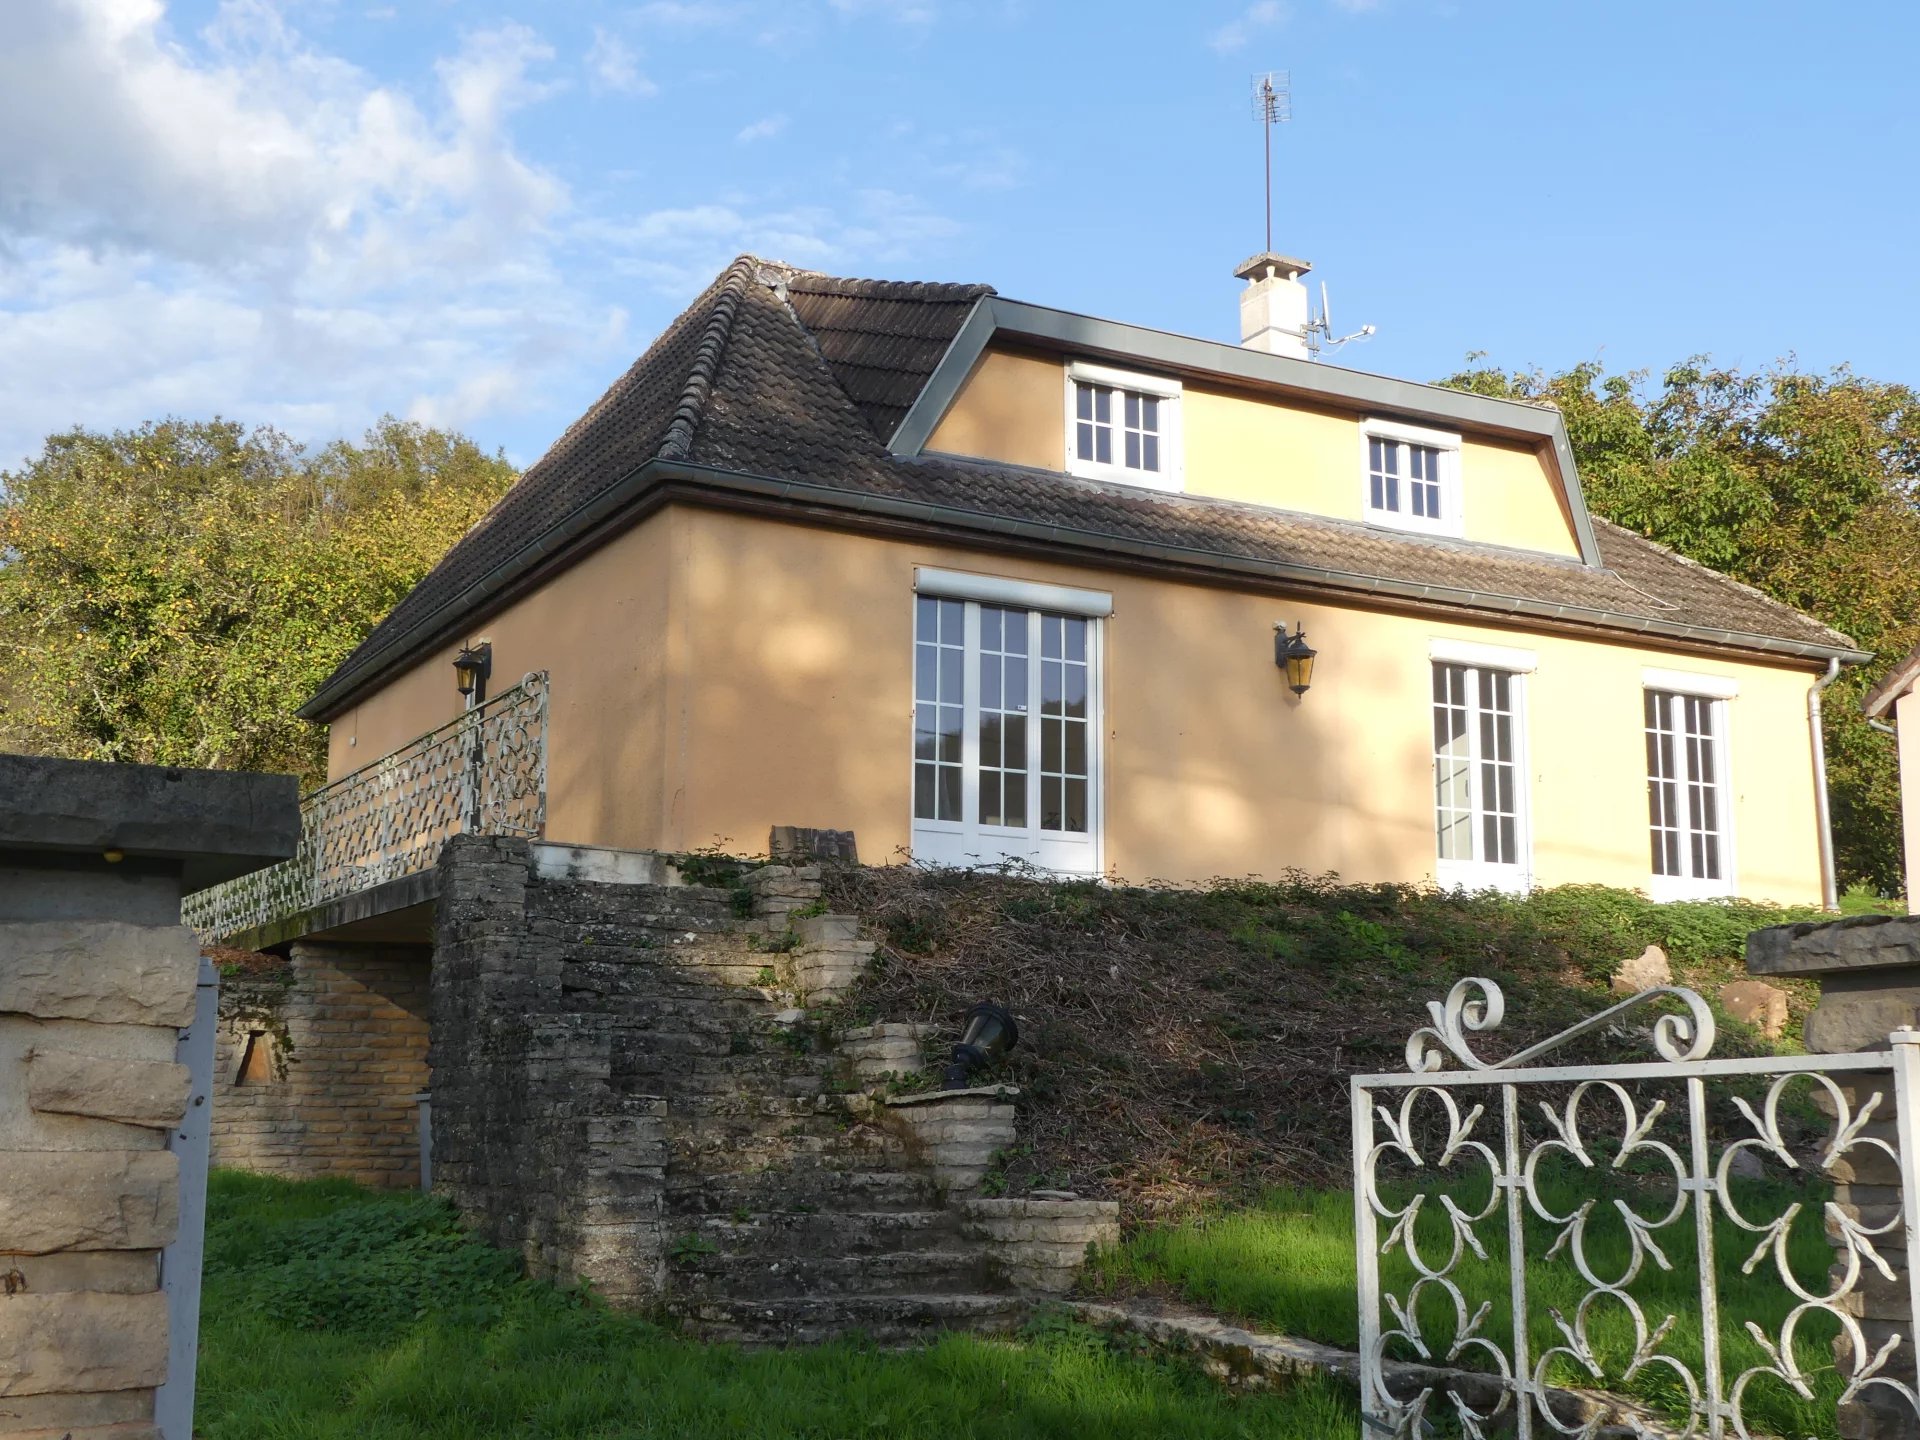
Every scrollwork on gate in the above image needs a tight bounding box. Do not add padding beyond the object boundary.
[1355,977,1920,1440]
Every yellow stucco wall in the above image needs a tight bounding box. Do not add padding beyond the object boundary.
[324,504,1825,902]
[325,514,677,853]
[926,347,1583,559]
[1899,688,1920,915]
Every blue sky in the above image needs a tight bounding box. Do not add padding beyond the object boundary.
[0,0,1913,470]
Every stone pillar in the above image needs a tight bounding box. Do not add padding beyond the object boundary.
[1749,913,1920,1440]
[0,755,297,1440]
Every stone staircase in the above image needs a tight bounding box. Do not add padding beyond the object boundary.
[431,837,1046,1344]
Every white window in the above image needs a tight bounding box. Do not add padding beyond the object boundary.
[1065,362,1183,492]
[1363,419,1461,536]
[1431,660,1529,892]
[912,577,1103,876]
[1645,688,1733,899]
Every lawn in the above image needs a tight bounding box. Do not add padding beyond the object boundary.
[1089,1174,1847,1439]
[197,1171,1358,1440]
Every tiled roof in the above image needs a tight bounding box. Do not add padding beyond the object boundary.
[783,272,992,442]
[303,257,1861,719]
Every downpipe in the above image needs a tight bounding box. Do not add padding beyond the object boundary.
[1809,657,1842,911]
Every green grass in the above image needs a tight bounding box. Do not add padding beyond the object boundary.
[1090,1177,1847,1438]
[198,1171,1358,1439]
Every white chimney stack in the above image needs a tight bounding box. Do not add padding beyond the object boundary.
[1235,252,1312,360]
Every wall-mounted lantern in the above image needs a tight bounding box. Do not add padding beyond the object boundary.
[452,643,492,707]
[942,1001,1020,1089]
[1275,622,1317,697]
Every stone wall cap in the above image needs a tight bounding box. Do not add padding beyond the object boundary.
[1748,912,1920,976]
[882,1084,1019,1107]
[0,754,299,890]
[959,1197,1118,1218]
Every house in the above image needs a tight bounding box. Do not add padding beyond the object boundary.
[283,252,1858,908]
[1864,648,1920,911]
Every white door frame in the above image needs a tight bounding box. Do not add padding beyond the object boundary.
[909,570,1108,877]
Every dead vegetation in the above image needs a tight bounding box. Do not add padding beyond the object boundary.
[825,865,1821,1218]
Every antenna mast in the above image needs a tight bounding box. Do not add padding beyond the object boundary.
[1250,71,1290,254]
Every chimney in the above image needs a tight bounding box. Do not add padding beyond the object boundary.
[1235,252,1312,359]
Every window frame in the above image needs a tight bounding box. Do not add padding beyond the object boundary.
[1643,673,1737,902]
[1361,417,1463,538]
[1064,361,1184,493]
[1429,648,1533,895]
[909,573,1107,877]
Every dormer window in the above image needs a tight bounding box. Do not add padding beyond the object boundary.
[1065,362,1183,492]
[1362,418,1461,537]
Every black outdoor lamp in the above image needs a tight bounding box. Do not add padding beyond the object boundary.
[942,1001,1020,1090]
[452,643,492,706]
[1275,622,1317,697]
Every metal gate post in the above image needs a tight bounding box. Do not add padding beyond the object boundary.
[1887,1027,1920,1407]
[155,956,218,1440]
[1352,1077,1381,1432]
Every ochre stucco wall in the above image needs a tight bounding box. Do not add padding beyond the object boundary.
[1899,688,1920,915]
[325,514,677,853]
[925,346,1583,559]
[323,504,1826,903]
[663,507,1821,901]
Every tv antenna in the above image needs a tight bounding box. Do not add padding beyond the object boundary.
[1250,71,1290,254]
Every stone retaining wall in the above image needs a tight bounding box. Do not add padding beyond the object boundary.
[0,919,196,1440]
[210,943,430,1188]
[879,1087,1018,1195]
[957,1199,1119,1293]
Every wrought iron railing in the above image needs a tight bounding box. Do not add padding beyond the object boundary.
[1353,978,1920,1438]
[182,672,548,943]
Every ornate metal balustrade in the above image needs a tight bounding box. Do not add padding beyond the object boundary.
[1354,978,1920,1439]
[182,673,548,943]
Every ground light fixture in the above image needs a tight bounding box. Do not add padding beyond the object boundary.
[452,643,492,706]
[1275,622,1317,697]
[942,1001,1020,1089]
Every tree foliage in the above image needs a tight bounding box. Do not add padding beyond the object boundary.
[0,417,516,787]
[1441,357,1920,892]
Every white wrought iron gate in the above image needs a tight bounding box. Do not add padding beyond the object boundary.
[1351,978,1920,1438]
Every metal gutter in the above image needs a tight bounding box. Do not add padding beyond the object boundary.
[1810,658,1843,911]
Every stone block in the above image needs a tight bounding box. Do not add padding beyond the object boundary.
[1719,980,1789,1039]
[27,1051,191,1130]
[3,1251,159,1296]
[794,915,860,947]
[767,828,857,864]
[0,1290,168,1396]
[1611,944,1671,996]
[0,923,199,1027]
[0,1385,159,1435]
[1749,913,1920,977]
[0,1151,179,1253]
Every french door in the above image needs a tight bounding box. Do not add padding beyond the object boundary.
[1431,660,1530,893]
[911,595,1100,875]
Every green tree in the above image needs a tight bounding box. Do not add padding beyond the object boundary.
[1441,357,1920,893]
[0,417,516,787]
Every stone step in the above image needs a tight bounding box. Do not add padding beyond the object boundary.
[679,1292,1026,1346]
[672,1246,994,1301]
[666,1129,908,1171]
[667,1094,862,1120]
[612,1070,837,1100]
[664,1170,940,1215]
[686,1208,963,1257]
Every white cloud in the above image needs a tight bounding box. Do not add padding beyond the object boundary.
[0,1,968,471]
[579,190,962,297]
[586,25,658,95]
[1208,0,1287,52]
[734,113,789,144]
[1331,0,1380,10]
